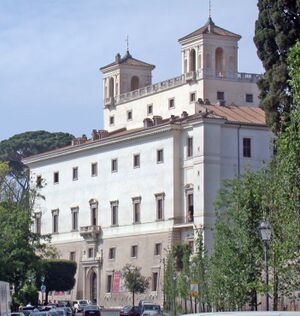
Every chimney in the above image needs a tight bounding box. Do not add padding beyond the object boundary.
[181,111,188,119]
[153,115,162,125]
[204,98,211,105]
[92,129,99,141]
[98,130,109,139]
[143,118,153,128]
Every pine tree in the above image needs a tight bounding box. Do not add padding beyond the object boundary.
[254,0,300,133]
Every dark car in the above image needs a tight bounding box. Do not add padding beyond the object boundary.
[120,306,140,316]
[82,305,100,316]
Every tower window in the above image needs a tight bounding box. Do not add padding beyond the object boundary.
[217,91,224,100]
[91,162,98,177]
[168,98,175,109]
[127,110,133,121]
[133,154,140,168]
[131,245,138,258]
[72,167,78,181]
[243,138,251,158]
[109,116,114,125]
[157,149,164,163]
[111,159,118,172]
[147,104,153,115]
[187,137,193,157]
[53,172,59,184]
[190,92,196,102]
[246,94,253,103]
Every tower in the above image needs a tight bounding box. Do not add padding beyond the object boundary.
[100,50,155,107]
[178,17,241,79]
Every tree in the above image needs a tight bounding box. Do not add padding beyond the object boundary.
[209,170,266,311]
[122,264,149,306]
[37,259,77,304]
[254,0,300,133]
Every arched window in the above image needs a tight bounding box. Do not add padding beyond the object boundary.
[189,49,196,72]
[215,47,224,76]
[109,77,114,97]
[131,76,139,91]
[90,272,97,304]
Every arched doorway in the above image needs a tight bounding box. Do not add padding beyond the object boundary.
[90,272,97,304]
[189,49,196,72]
[131,76,139,91]
[215,47,224,76]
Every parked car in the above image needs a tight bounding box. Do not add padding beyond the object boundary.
[82,305,100,316]
[55,307,72,316]
[120,306,140,316]
[9,313,25,316]
[140,304,162,316]
[30,312,53,316]
[73,301,90,313]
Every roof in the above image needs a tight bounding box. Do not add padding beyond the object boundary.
[200,104,266,125]
[178,17,241,42]
[100,50,155,72]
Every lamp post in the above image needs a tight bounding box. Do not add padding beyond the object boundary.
[259,219,271,311]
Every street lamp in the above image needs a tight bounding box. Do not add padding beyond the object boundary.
[259,219,271,311]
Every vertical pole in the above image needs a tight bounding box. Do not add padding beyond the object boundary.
[264,241,269,311]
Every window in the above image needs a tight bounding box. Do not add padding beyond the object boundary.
[34,212,41,235]
[111,201,119,226]
[108,247,116,260]
[52,209,59,233]
[36,175,42,188]
[243,138,251,158]
[155,193,165,220]
[111,159,118,172]
[131,245,138,258]
[106,275,112,293]
[147,104,153,115]
[88,248,93,258]
[71,207,79,231]
[127,110,132,121]
[91,206,97,226]
[190,92,196,102]
[154,243,162,256]
[53,172,59,184]
[72,167,78,181]
[109,116,114,125]
[91,163,98,177]
[157,149,164,163]
[187,137,193,157]
[217,91,224,100]
[69,251,76,261]
[133,154,140,168]
[132,197,141,223]
[246,93,253,103]
[186,192,194,222]
[152,272,158,291]
[168,98,175,109]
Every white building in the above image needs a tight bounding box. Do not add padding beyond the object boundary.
[24,17,272,306]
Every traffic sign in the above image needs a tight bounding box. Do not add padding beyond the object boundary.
[40,285,46,293]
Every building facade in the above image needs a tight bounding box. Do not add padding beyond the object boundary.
[24,18,272,306]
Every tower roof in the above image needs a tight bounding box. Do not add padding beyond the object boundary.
[178,17,241,43]
[100,50,155,72]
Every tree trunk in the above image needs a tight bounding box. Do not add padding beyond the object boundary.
[184,298,187,314]
[132,291,135,306]
[273,271,278,311]
[45,291,49,305]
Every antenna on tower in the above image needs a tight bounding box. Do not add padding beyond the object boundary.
[209,0,212,18]
[126,35,129,52]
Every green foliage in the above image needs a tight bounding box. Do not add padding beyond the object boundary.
[254,0,300,133]
[121,264,149,305]
[163,250,176,312]
[209,170,266,310]
[18,282,39,306]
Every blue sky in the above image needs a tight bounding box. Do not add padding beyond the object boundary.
[0,0,263,141]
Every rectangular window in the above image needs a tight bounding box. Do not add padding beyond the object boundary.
[168,98,175,109]
[131,245,138,258]
[132,198,141,224]
[127,110,132,121]
[72,167,78,181]
[52,210,59,233]
[187,192,194,222]
[109,116,114,125]
[190,92,196,102]
[69,251,76,261]
[147,104,153,115]
[107,275,112,293]
[88,248,93,258]
[157,149,164,163]
[108,247,116,260]
[155,193,165,220]
[217,91,224,100]
[187,137,193,157]
[53,172,59,184]
[154,243,162,256]
[133,154,140,168]
[246,93,253,103]
[111,201,119,226]
[91,206,97,226]
[243,138,251,158]
[91,162,98,177]
[36,175,42,188]
[71,207,79,231]
[111,159,118,172]
[152,272,158,291]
